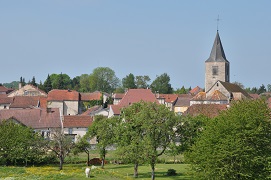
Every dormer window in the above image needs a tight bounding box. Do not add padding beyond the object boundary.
[212,66,218,75]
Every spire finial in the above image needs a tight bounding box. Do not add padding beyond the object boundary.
[216,15,221,31]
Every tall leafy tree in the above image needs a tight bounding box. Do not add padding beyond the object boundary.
[73,136,91,166]
[135,75,150,89]
[31,76,37,86]
[257,84,266,94]
[43,74,53,93]
[0,120,44,166]
[71,76,80,91]
[186,99,271,179]
[122,73,136,89]
[116,102,177,180]
[79,74,91,92]
[86,115,117,168]
[89,67,119,93]
[150,73,173,94]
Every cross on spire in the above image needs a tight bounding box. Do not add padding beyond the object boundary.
[216,15,221,31]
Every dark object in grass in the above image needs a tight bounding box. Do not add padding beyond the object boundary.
[167,169,177,176]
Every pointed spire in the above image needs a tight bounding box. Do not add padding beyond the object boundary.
[205,31,228,62]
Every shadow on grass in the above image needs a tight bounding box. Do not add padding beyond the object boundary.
[106,164,134,170]
[135,171,191,180]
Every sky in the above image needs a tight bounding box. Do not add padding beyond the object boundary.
[0,0,271,90]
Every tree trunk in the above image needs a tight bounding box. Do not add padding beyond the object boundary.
[151,163,155,180]
[101,154,105,169]
[87,151,90,166]
[59,155,64,170]
[134,162,139,178]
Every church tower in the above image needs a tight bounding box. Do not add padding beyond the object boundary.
[205,31,230,92]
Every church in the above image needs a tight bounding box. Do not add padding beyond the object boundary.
[190,31,251,105]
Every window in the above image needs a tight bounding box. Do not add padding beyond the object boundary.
[68,128,73,134]
[212,66,218,75]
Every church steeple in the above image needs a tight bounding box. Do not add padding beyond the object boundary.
[205,31,230,92]
[205,31,228,62]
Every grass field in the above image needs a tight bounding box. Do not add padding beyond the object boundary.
[0,163,191,180]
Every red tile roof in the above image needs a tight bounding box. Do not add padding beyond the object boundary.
[80,105,101,116]
[249,94,260,99]
[118,89,158,107]
[113,93,125,99]
[47,89,79,101]
[0,86,13,94]
[190,86,203,96]
[110,105,121,115]
[39,97,48,109]
[158,94,178,103]
[191,92,207,101]
[0,108,61,128]
[80,91,102,101]
[9,96,40,108]
[184,104,228,118]
[0,94,12,104]
[63,115,93,128]
[174,94,193,107]
[208,90,228,101]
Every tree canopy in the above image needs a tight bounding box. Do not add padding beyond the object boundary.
[122,73,136,89]
[150,73,173,94]
[186,99,271,179]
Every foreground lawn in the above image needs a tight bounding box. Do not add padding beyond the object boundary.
[0,163,191,180]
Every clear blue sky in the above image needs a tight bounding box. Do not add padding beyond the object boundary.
[1,0,270,89]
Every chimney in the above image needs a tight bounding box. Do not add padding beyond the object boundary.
[19,83,22,89]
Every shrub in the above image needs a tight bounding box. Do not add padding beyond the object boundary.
[167,169,177,176]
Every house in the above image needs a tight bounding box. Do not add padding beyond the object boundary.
[0,94,12,109]
[109,89,158,117]
[0,108,61,139]
[81,105,109,117]
[8,84,47,97]
[0,85,14,94]
[156,94,178,111]
[47,89,80,116]
[189,86,203,96]
[63,115,93,142]
[112,93,124,105]
[174,94,193,115]
[190,89,229,105]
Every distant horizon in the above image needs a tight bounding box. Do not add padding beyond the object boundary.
[1,1,270,89]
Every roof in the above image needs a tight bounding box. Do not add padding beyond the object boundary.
[63,115,93,128]
[184,104,228,118]
[0,108,61,128]
[47,89,79,101]
[110,105,121,115]
[113,93,125,99]
[189,86,203,96]
[80,91,102,101]
[80,105,101,116]
[191,92,207,101]
[7,84,47,97]
[9,96,40,108]
[208,90,228,101]
[157,94,178,103]
[174,94,193,107]
[0,86,13,94]
[249,94,260,99]
[219,81,251,98]
[205,31,229,63]
[118,89,158,107]
[0,94,12,104]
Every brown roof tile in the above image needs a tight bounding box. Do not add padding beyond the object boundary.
[80,91,102,101]
[63,115,93,128]
[113,93,125,99]
[191,92,207,101]
[0,94,12,104]
[9,96,40,108]
[0,108,61,128]
[184,104,228,118]
[47,89,79,101]
[110,105,121,115]
[208,90,228,101]
[158,94,178,103]
[174,94,193,107]
[80,105,101,116]
[189,86,203,96]
[118,89,158,107]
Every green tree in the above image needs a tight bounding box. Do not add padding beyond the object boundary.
[174,86,187,94]
[43,74,53,93]
[86,115,117,168]
[186,99,271,179]
[73,136,91,166]
[31,76,37,86]
[79,74,91,92]
[0,120,44,166]
[44,129,74,170]
[135,75,150,89]
[50,73,71,90]
[122,73,136,89]
[89,67,119,93]
[150,73,173,94]
[257,84,266,94]
[71,76,80,91]
[117,102,177,180]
